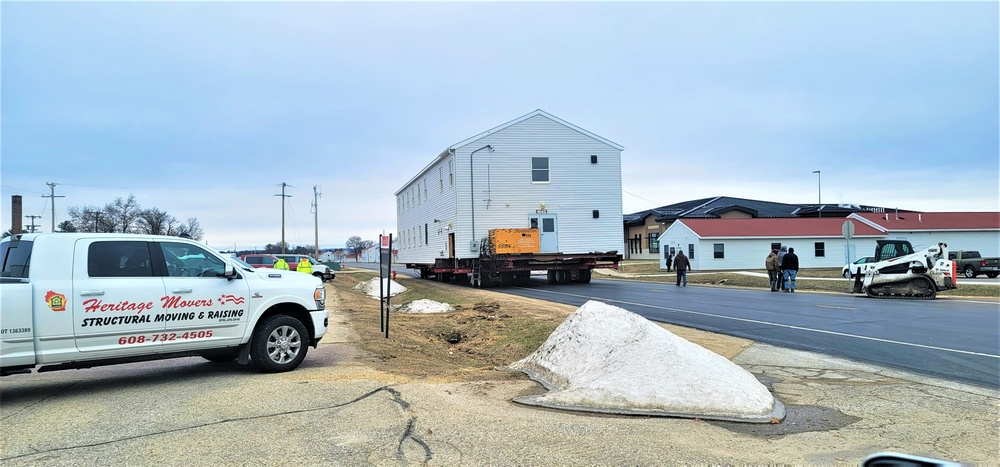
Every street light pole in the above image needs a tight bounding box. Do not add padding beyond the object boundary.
[812,170,822,218]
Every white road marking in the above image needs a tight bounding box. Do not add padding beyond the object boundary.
[512,287,1000,359]
[817,305,854,311]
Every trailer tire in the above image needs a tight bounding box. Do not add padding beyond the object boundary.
[547,270,557,284]
[578,269,592,284]
[250,315,309,373]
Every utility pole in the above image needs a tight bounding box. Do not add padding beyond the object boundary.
[312,185,322,258]
[274,182,292,253]
[42,182,65,232]
[26,215,42,233]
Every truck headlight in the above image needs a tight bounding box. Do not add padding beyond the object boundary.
[314,286,325,306]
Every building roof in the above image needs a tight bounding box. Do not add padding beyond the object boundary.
[849,212,1000,232]
[446,109,624,152]
[624,196,901,226]
[676,218,885,238]
[397,109,623,195]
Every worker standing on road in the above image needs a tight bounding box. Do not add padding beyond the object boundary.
[776,246,788,290]
[298,258,313,275]
[766,249,781,292]
[781,247,799,293]
[274,257,289,271]
[674,251,691,287]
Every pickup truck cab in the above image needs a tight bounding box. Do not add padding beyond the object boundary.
[1,233,328,376]
[947,250,1000,278]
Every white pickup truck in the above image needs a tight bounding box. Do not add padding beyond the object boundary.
[1,233,328,376]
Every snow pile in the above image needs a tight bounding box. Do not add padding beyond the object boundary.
[510,300,784,423]
[395,299,454,314]
[353,278,407,299]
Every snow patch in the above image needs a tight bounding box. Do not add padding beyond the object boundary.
[510,300,784,423]
[395,299,454,314]
[353,278,407,299]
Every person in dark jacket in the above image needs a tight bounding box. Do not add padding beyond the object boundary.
[776,245,788,290]
[665,250,673,272]
[673,251,691,287]
[780,247,799,293]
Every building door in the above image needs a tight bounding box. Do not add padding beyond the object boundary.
[529,214,558,253]
[448,233,455,258]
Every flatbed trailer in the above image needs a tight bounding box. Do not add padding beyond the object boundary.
[407,251,622,287]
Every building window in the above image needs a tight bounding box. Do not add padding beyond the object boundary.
[714,243,725,259]
[815,242,825,257]
[449,160,454,186]
[688,244,695,260]
[424,179,428,200]
[439,167,444,191]
[648,233,659,253]
[532,157,549,182]
[771,242,781,252]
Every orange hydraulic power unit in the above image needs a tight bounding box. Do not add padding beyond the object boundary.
[488,228,540,254]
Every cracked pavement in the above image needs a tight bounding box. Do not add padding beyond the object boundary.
[1,324,998,465]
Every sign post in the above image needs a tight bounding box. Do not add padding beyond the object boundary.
[379,234,392,338]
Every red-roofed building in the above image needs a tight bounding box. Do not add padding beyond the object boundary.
[660,213,999,271]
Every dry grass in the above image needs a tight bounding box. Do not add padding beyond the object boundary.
[329,268,756,382]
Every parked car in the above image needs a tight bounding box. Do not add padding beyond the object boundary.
[842,256,876,279]
[948,250,1000,278]
[274,254,336,282]
[240,253,279,268]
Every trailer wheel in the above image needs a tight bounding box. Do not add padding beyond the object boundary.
[578,269,592,284]
[547,270,557,284]
[250,315,309,373]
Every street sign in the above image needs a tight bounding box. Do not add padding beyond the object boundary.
[842,220,855,240]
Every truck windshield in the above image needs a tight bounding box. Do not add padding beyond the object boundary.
[0,239,33,279]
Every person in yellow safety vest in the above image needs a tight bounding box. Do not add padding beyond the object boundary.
[273,257,289,271]
[297,258,313,275]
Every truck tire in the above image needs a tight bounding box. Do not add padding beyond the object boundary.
[250,315,309,373]
[578,269,592,284]
[201,348,240,363]
[964,266,977,278]
[987,273,998,279]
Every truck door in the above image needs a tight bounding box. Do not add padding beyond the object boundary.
[529,215,558,253]
[156,241,249,348]
[73,240,165,354]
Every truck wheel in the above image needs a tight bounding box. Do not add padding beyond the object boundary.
[578,269,592,284]
[987,273,998,279]
[251,315,309,373]
[201,348,240,363]
[963,266,977,278]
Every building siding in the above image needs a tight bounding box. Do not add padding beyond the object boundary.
[396,112,623,264]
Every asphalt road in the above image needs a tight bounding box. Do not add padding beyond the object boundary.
[346,263,999,387]
[497,277,1000,388]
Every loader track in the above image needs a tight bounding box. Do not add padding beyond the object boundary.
[865,276,937,300]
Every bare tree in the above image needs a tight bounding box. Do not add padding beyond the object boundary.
[105,195,142,233]
[174,217,204,240]
[137,208,176,235]
[68,205,112,232]
[346,236,374,262]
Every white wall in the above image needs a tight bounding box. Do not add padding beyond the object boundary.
[397,113,624,264]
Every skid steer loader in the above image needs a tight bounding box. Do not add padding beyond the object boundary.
[852,240,956,299]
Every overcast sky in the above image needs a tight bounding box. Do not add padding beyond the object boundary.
[2,1,997,251]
